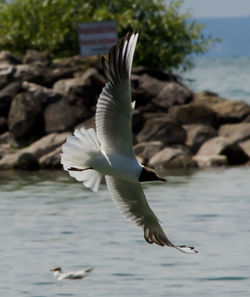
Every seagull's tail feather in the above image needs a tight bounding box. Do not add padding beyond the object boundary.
[61,128,102,192]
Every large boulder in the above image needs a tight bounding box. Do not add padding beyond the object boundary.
[148,146,195,170]
[0,132,68,169]
[193,91,250,124]
[193,155,228,168]
[21,132,68,158]
[132,67,176,81]
[13,64,45,85]
[169,104,217,127]
[0,132,19,159]
[8,92,44,141]
[218,123,250,144]
[239,139,250,158]
[196,136,249,165]
[23,50,52,65]
[0,51,21,65]
[184,124,218,153]
[0,82,21,116]
[137,115,186,145]
[8,83,62,141]
[0,64,16,89]
[152,82,193,110]
[44,97,91,133]
[53,68,105,107]
[0,117,7,134]
[44,65,78,87]
[39,146,62,168]
[136,74,166,100]
[21,81,62,107]
[133,141,164,164]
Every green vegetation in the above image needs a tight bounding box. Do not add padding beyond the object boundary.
[0,0,215,71]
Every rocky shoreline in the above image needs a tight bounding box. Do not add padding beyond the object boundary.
[0,50,250,171]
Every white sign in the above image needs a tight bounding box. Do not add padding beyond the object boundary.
[78,21,117,56]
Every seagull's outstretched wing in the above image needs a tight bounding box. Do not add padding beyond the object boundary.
[106,176,197,254]
[95,32,138,156]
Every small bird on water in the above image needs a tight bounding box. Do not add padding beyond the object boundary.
[61,32,197,254]
[50,267,93,281]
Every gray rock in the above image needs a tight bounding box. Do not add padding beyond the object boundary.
[53,68,105,107]
[169,104,217,127]
[0,82,21,116]
[0,51,21,65]
[0,117,7,134]
[13,64,44,84]
[44,65,77,87]
[239,139,250,158]
[0,132,68,169]
[0,64,16,89]
[0,150,39,170]
[148,146,195,170]
[39,146,62,168]
[8,92,44,140]
[7,82,63,140]
[14,153,39,170]
[132,67,175,81]
[0,132,19,159]
[44,97,91,133]
[218,123,250,144]
[196,136,249,165]
[137,74,166,99]
[21,81,62,107]
[193,155,227,168]
[152,82,193,110]
[193,91,250,123]
[133,141,164,164]
[184,124,218,153]
[23,50,52,65]
[137,115,186,145]
[22,132,69,159]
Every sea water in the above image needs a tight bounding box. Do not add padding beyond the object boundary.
[0,167,249,297]
[182,56,250,104]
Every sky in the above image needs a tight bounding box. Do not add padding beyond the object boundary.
[180,0,250,18]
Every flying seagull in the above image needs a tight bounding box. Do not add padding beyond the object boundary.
[61,32,197,254]
[50,267,93,281]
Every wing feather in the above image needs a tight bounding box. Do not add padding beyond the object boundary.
[105,176,197,253]
[96,32,138,155]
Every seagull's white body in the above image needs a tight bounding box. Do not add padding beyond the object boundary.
[61,32,197,254]
[51,267,93,281]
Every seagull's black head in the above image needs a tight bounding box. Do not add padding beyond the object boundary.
[50,267,62,272]
[139,166,167,182]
